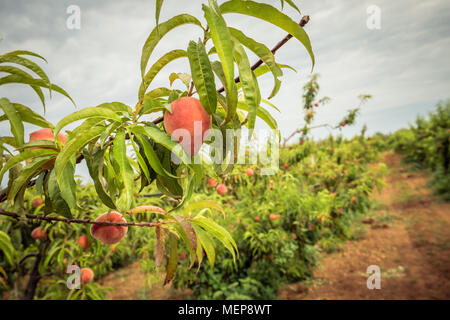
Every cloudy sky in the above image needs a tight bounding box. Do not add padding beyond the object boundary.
[1,0,449,142]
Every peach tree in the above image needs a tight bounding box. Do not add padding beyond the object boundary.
[0,0,314,299]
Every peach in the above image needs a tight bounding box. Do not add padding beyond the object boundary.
[216,184,227,195]
[163,97,211,156]
[284,163,289,169]
[29,128,67,170]
[80,268,94,284]
[31,227,47,240]
[244,168,254,177]
[90,212,128,245]
[269,214,280,221]
[32,199,44,208]
[207,178,218,188]
[254,216,260,222]
[308,223,315,231]
[351,196,357,204]
[179,252,186,260]
[77,235,89,250]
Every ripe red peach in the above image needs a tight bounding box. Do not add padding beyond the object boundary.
[80,268,94,284]
[269,214,280,221]
[90,212,128,245]
[207,178,218,188]
[31,227,47,240]
[216,184,227,195]
[244,168,254,177]
[77,235,89,250]
[254,216,260,222]
[314,103,319,107]
[284,163,289,169]
[32,199,44,208]
[163,97,211,156]
[351,196,357,204]
[179,252,186,260]
[29,128,67,170]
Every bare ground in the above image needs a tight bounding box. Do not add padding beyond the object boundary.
[279,151,450,299]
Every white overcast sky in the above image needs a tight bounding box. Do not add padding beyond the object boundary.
[1,0,449,141]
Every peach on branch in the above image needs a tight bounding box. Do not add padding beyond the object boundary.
[269,214,280,221]
[254,216,260,222]
[163,97,211,156]
[29,128,67,170]
[351,196,357,204]
[80,268,94,284]
[77,235,89,250]
[90,212,128,245]
[284,163,289,169]
[244,168,254,177]
[216,184,227,195]
[31,227,47,240]
[207,178,218,188]
[32,199,44,208]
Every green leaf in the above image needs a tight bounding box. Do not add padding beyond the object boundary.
[237,101,277,129]
[0,231,16,267]
[169,73,191,88]
[229,27,283,98]
[139,49,188,101]
[83,148,116,209]
[54,126,105,182]
[0,98,24,147]
[163,233,178,287]
[58,156,78,210]
[48,170,72,218]
[0,148,57,183]
[203,2,237,124]
[0,55,51,92]
[113,131,135,211]
[0,66,46,109]
[284,0,301,14]
[12,103,54,128]
[3,50,48,63]
[141,14,203,78]
[54,106,122,135]
[220,0,314,68]
[0,75,76,106]
[233,42,261,131]
[155,0,164,27]
[130,125,190,165]
[129,131,152,184]
[187,40,217,115]
[184,200,225,217]
[8,156,50,203]
[129,129,172,177]
[192,215,237,262]
[192,225,215,268]
[143,87,173,100]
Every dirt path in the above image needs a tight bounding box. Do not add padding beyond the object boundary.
[280,151,450,299]
[101,152,450,300]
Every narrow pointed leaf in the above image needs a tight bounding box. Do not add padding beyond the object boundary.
[220,0,314,68]
[141,14,203,78]
[0,98,24,147]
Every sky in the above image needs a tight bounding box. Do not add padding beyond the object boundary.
[1,0,450,182]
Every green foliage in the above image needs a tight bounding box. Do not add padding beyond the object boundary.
[388,101,450,200]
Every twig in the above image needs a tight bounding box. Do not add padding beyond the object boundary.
[0,208,183,228]
[217,15,310,93]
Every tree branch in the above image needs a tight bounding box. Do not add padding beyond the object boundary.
[0,208,184,228]
[217,15,310,94]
